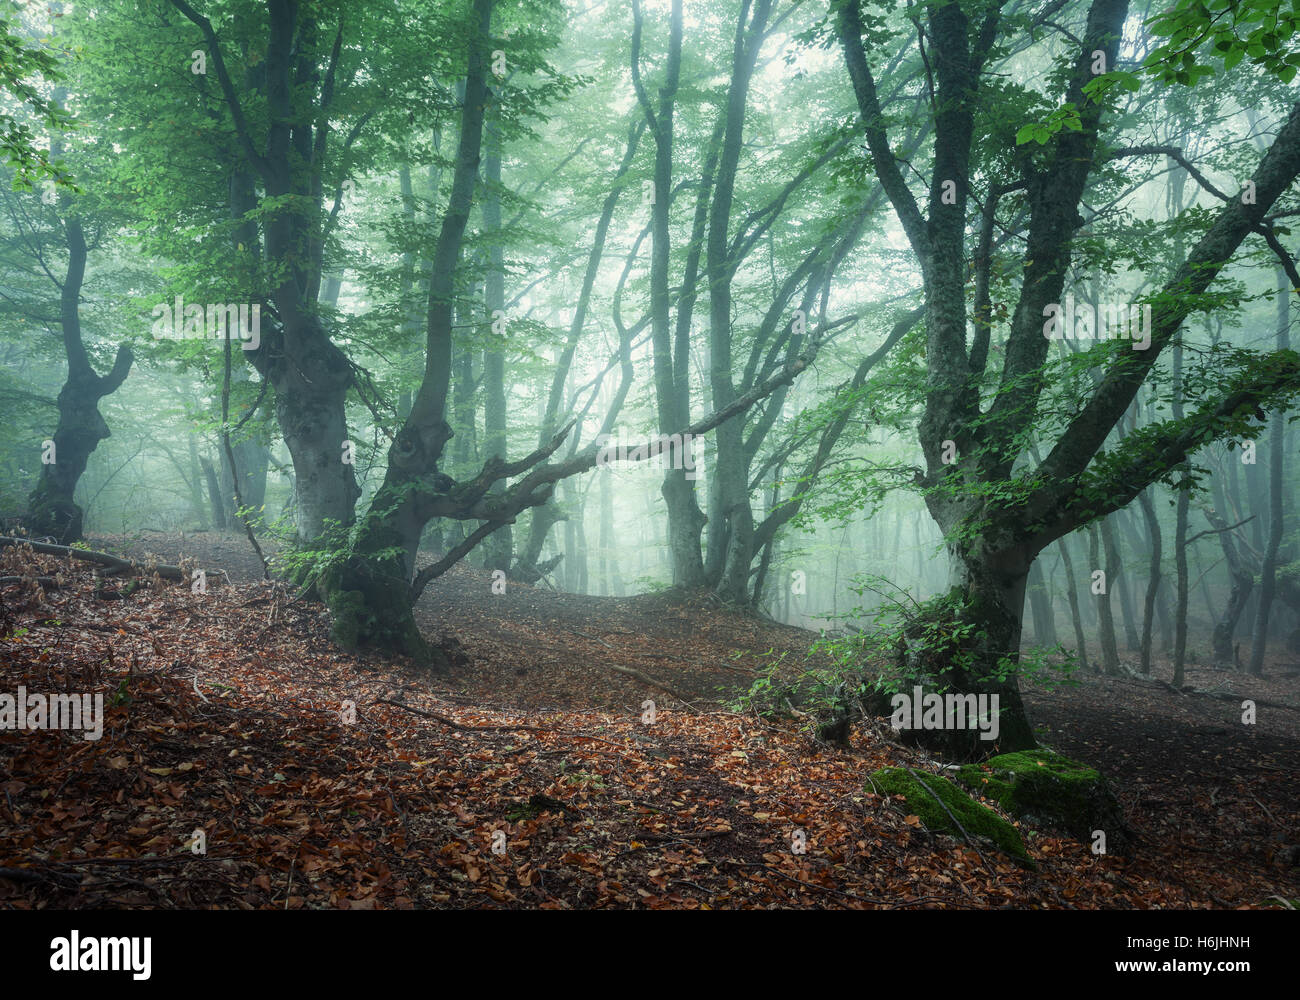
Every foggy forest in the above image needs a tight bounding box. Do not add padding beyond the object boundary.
[0,0,1298,936]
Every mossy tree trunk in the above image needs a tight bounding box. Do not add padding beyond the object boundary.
[321,487,443,667]
[945,553,1039,756]
[887,544,1039,761]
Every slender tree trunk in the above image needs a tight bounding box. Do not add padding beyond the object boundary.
[1206,500,1254,667]
[1137,487,1162,674]
[1090,523,1120,675]
[186,435,210,530]
[1105,514,1139,651]
[199,455,228,531]
[574,490,590,595]
[517,119,643,578]
[1057,536,1090,671]
[1171,342,1190,687]
[1248,268,1289,676]
[480,107,512,574]
[636,0,707,589]
[1026,559,1057,647]
[706,0,788,605]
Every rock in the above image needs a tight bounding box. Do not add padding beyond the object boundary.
[868,766,1031,864]
[956,748,1131,855]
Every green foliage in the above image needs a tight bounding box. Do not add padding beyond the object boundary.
[0,7,76,190]
[1017,0,1300,145]
[109,676,131,707]
[558,761,606,790]
[1015,104,1082,146]
[809,576,1079,703]
[729,648,806,719]
[730,647,871,745]
[1146,0,1300,85]
[629,574,671,594]
[269,518,353,592]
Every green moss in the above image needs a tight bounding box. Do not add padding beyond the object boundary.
[956,748,1129,853]
[868,766,1030,862]
[327,588,367,649]
[957,749,1097,800]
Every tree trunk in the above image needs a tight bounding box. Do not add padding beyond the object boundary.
[199,456,228,531]
[517,120,643,579]
[186,435,210,530]
[320,0,495,664]
[1026,559,1057,647]
[1105,514,1140,651]
[634,0,708,589]
[885,546,1038,761]
[26,219,132,543]
[212,5,358,544]
[1136,487,1162,674]
[1090,523,1121,675]
[704,0,785,606]
[480,107,512,575]
[1247,268,1289,676]
[1165,325,1192,687]
[1205,503,1254,667]
[1056,536,1090,672]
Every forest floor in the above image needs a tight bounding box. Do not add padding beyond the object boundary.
[0,530,1297,909]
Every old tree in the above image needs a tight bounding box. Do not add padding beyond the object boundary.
[836,0,1300,755]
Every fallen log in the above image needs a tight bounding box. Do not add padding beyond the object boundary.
[0,536,190,581]
[0,576,60,588]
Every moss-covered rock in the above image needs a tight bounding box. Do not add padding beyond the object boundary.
[956,748,1130,855]
[868,766,1030,863]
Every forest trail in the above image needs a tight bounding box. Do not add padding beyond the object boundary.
[2,532,1298,909]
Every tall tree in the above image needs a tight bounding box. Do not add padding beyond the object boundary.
[837,0,1300,756]
[25,213,133,543]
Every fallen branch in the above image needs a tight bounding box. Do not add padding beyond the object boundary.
[371,699,639,754]
[0,866,82,888]
[49,854,251,866]
[600,663,697,709]
[1182,688,1299,712]
[25,617,148,636]
[0,536,194,581]
[637,828,733,842]
[374,698,538,733]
